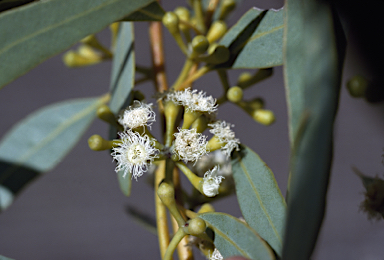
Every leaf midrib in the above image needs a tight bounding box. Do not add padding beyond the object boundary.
[239,157,283,245]
[0,97,103,184]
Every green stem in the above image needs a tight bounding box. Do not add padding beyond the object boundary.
[171,59,195,90]
[193,0,206,33]
[164,228,187,260]
[175,162,203,194]
[217,69,231,91]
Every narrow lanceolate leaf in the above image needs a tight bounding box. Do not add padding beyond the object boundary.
[217,7,284,69]
[0,95,108,211]
[123,2,165,21]
[109,22,135,114]
[0,0,157,89]
[283,0,346,259]
[109,22,135,196]
[232,145,286,256]
[199,212,275,260]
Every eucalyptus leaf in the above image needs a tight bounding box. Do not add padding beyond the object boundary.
[0,95,108,211]
[216,7,283,69]
[109,22,135,114]
[0,0,34,13]
[282,0,346,259]
[232,145,286,256]
[123,1,164,21]
[199,212,275,260]
[0,0,157,89]
[108,22,135,196]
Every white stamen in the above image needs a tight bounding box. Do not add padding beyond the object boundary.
[166,88,218,113]
[210,248,223,260]
[202,166,224,197]
[111,130,159,180]
[118,100,156,130]
[209,120,240,158]
[173,128,208,163]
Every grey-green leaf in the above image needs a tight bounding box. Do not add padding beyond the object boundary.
[232,144,286,256]
[0,255,15,260]
[0,0,34,13]
[0,0,157,89]
[109,22,135,114]
[217,7,283,69]
[282,0,346,259]
[123,1,165,21]
[108,22,135,197]
[0,95,107,211]
[199,212,275,260]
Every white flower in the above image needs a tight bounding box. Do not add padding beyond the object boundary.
[210,248,223,260]
[111,130,159,180]
[173,128,208,163]
[166,88,217,113]
[202,166,224,197]
[209,121,240,158]
[118,100,156,130]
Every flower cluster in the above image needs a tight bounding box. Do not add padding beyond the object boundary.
[111,88,240,197]
[166,87,218,113]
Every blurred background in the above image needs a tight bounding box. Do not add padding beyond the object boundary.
[1,0,384,259]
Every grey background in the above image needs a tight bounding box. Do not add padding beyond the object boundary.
[1,0,384,259]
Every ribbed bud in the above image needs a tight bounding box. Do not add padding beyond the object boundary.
[226,86,243,103]
[206,21,227,43]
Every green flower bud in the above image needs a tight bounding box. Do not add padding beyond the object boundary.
[253,109,275,126]
[97,104,120,128]
[162,12,180,34]
[227,86,243,103]
[219,0,236,20]
[88,134,115,151]
[347,75,368,98]
[191,35,210,54]
[187,217,207,236]
[174,6,190,31]
[237,72,253,87]
[206,21,227,43]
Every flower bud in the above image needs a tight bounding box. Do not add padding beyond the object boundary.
[206,21,227,43]
[226,86,243,103]
[97,104,120,129]
[163,11,180,35]
[191,35,210,55]
[237,72,252,87]
[347,75,368,98]
[62,48,102,68]
[174,7,190,32]
[219,0,236,20]
[88,134,115,151]
[253,109,275,126]
[187,218,207,236]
